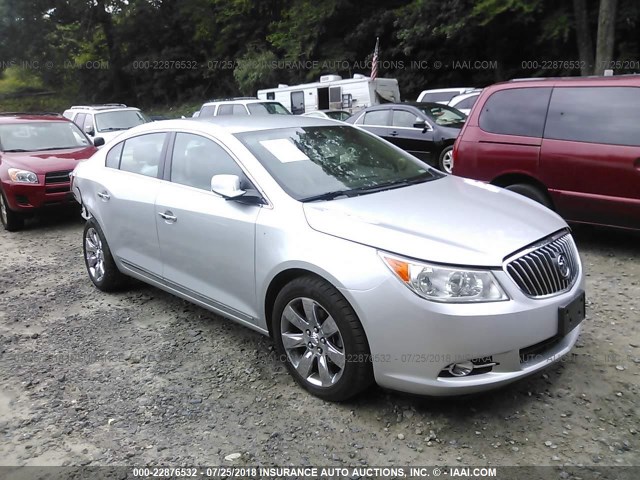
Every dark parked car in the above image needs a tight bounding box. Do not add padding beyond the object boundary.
[0,113,100,231]
[453,75,640,231]
[346,103,466,172]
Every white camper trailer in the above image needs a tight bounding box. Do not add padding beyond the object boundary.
[257,74,401,115]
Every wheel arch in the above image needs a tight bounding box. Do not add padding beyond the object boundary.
[490,173,554,209]
[264,268,342,339]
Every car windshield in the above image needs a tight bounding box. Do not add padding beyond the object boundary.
[236,125,442,201]
[0,121,91,151]
[417,105,466,127]
[95,110,149,131]
[326,111,351,121]
[247,103,291,115]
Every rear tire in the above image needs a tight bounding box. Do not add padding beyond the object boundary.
[505,183,552,209]
[83,218,128,292]
[272,275,373,401]
[0,191,24,232]
[438,146,454,174]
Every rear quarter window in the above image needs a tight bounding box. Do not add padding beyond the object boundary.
[479,87,552,138]
[544,86,640,146]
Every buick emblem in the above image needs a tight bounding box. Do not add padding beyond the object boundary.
[556,254,571,279]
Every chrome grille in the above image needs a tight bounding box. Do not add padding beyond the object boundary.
[45,170,72,184]
[505,232,579,297]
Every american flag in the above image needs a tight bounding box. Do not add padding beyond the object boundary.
[371,37,379,80]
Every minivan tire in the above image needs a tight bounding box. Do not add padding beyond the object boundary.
[505,183,552,209]
[272,275,373,401]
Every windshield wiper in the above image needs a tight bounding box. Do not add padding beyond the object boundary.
[301,172,435,202]
[100,127,128,131]
[300,190,352,202]
[32,146,82,151]
[3,148,29,152]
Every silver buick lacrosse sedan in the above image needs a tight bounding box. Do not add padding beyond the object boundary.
[71,116,585,401]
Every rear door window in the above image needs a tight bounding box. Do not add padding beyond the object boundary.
[363,110,390,126]
[544,86,640,146]
[119,133,167,178]
[479,87,552,138]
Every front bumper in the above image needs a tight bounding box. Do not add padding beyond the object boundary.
[2,179,76,212]
[341,264,585,396]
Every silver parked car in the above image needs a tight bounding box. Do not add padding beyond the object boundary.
[71,116,586,401]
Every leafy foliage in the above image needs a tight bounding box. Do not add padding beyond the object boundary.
[0,0,637,109]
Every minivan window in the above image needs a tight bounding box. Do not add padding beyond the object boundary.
[544,86,640,147]
[479,87,552,137]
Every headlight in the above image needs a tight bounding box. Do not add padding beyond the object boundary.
[8,168,38,184]
[380,253,508,303]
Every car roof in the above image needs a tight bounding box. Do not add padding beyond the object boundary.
[360,102,448,111]
[0,113,70,124]
[419,87,474,93]
[449,91,482,103]
[125,115,339,136]
[202,99,282,106]
[490,74,640,89]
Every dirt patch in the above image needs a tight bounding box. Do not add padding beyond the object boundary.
[0,215,638,470]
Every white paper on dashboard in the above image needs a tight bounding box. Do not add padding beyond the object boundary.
[260,139,310,163]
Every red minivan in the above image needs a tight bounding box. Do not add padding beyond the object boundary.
[453,75,640,231]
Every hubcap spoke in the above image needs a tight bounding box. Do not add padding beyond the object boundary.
[326,344,345,369]
[283,305,308,331]
[320,316,339,337]
[317,355,333,386]
[301,298,318,326]
[281,332,306,349]
[295,349,315,379]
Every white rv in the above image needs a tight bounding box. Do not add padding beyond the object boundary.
[257,74,401,115]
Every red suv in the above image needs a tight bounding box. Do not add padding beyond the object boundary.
[453,75,640,231]
[0,113,101,231]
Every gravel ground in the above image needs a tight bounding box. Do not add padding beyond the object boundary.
[0,213,638,474]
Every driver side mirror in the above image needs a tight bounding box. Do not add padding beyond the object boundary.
[211,174,265,205]
[84,125,95,136]
[413,118,428,133]
[93,137,105,147]
[211,174,246,199]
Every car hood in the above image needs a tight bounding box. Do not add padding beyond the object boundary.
[302,175,567,267]
[3,146,96,173]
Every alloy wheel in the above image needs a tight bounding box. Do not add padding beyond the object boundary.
[85,227,106,282]
[441,149,454,173]
[280,297,346,388]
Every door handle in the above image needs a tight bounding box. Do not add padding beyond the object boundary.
[389,131,399,137]
[158,211,177,223]
[97,191,110,201]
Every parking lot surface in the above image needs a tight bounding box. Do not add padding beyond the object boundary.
[0,215,638,469]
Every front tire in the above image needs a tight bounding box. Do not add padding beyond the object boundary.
[438,146,454,174]
[505,183,552,209]
[83,218,128,291]
[272,276,373,401]
[0,191,24,232]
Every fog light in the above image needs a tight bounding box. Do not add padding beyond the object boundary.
[448,361,474,377]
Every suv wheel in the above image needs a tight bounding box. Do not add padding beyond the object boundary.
[0,191,24,231]
[83,218,128,291]
[272,276,373,401]
[438,146,454,174]
[505,183,552,209]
